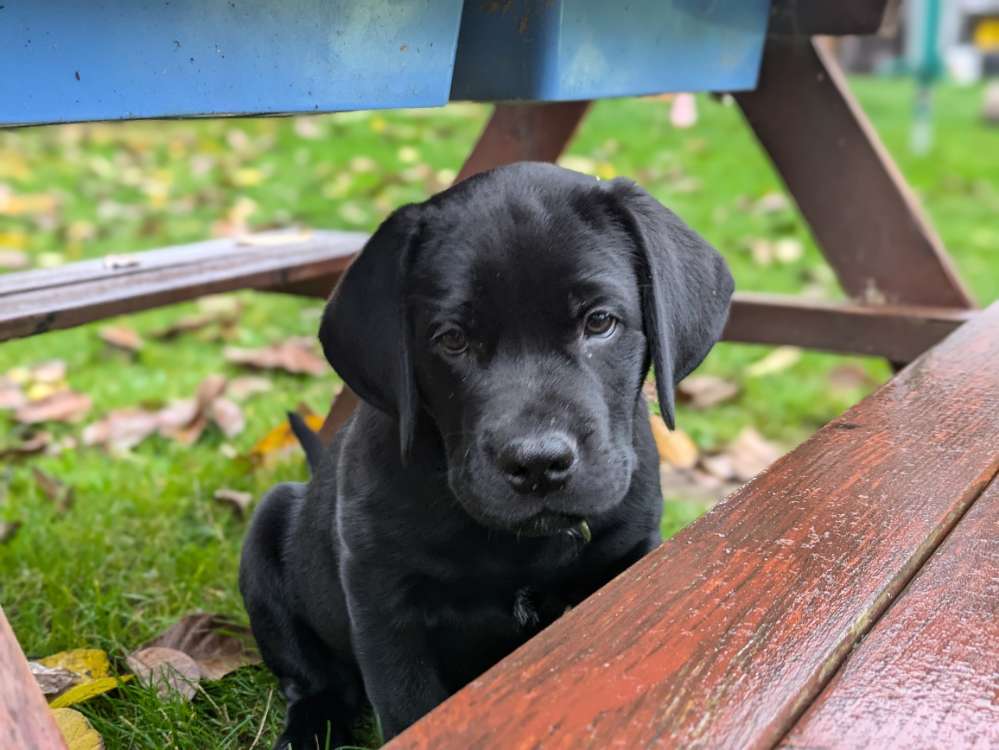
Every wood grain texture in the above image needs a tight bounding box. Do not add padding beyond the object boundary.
[724,293,974,362]
[386,301,999,750]
[0,606,67,749]
[781,478,999,750]
[0,230,363,342]
[736,38,974,310]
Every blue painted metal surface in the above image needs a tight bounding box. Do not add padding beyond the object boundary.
[0,1,464,126]
[450,0,771,102]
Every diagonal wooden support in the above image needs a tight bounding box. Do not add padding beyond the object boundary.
[735,37,975,310]
[318,101,592,442]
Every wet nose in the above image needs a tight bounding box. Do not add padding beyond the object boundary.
[497,433,577,495]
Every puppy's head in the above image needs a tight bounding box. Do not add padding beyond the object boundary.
[320,163,732,536]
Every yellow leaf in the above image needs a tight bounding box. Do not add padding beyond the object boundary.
[49,677,127,709]
[746,346,802,377]
[595,162,617,180]
[51,708,104,750]
[39,649,129,708]
[649,415,699,469]
[0,230,28,249]
[39,649,110,680]
[232,167,264,187]
[250,410,324,464]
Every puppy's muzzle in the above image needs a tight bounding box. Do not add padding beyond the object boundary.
[496,432,578,496]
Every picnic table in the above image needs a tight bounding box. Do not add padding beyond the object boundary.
[2,1,996,747]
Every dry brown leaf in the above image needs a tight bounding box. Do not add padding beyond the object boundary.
[677,376,739,410]
[0,520,22,544]
[213,489,253,518]
[51,707,104,750]
[99,326,144,353]
[126,647,200,701]
[699,453,736,482]
[746,346,802,378]
[0,378,27,410]
[209,398,244,438]
[0,429,52,459]
[29,661,80,696]
[224,338,326,376]
[82,408,162,452]
[32,468,74,514]
[143,613,261,681]
[16,389,92,424]
[754,192,791,214]
[649,415,699,469]
[828,363,876,391]
[0,248,29,269]
[659,465,739,506]
[726,427,783,482]
[227,376,272,401]
[30,360,68,384]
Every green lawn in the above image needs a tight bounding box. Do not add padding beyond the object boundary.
[1,78,996,749]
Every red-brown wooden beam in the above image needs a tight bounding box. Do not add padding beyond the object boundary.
[386,301,999,750]
[724,293,975,363]
[0,607,67,749]
[319,101,591,441]
[782,476,999,749]
[735,38,975,311]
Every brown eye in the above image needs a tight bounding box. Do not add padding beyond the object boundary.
[436,327,468,355]
[584,310,617,338]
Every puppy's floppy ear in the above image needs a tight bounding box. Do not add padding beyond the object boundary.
[319,203,422,460]
[604,179,734,430]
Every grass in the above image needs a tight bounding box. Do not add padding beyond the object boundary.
[1,78,997,748]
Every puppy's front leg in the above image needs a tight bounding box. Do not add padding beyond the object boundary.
[343,563,449,740]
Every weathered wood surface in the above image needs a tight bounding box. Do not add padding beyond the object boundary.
[736,38,974,310]
[386,301,999,750]
[0,607,67,750]
[724,293,975,363]
[0,230,362,342]
[781,477,999,750]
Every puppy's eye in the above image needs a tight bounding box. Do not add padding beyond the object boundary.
[435,327,468,355]
[583,310,617,338]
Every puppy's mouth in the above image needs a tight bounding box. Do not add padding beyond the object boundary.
[513,511,589,540]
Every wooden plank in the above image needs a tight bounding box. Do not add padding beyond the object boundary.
[0,607,67,750]
[735,38,975,310]
[781,478,999,750]
[386,301,999,750]
[724,293,975,362]
[0,230,362,342]
[454,101,591,183]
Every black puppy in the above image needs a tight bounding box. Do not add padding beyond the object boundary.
[240,162,733,749]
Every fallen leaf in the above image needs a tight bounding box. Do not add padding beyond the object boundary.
[224,338,326,376]
[677,375,739,410]
[0,378,26,410]
[126,646,201,701]
[746,346,802,377]
[227,376,272,401]
[209,398,244,438]
[754,192,791,214]
[32,468,74,514]
[143,613,261,680]
[29,662,79,696]
[649,415,699,469]
[51,708,104,750]
[0,429,52,459]
[213,489,253,518]
[28,360,67,384]
[99,326,144,353]
[725,427,783,482]
[828,363,876,391]
[750,239,775,266]
[0,520,22,544]
[250,408,324,466]
[151,297,242,340]
[659,465,739,506]
[82,408,162,452]
[0,248,29,269]
[16,390,92,424]
[39,649,127,708]
[774,238,803,263]
[699,453,736,481]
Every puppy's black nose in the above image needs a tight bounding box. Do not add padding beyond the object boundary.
[498,433,577,495]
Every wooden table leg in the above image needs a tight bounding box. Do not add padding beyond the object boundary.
[735,37,975,312]
[319,101,592,443]
[1,607,67,749]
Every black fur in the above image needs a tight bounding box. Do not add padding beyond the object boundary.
[240,162,733,748]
